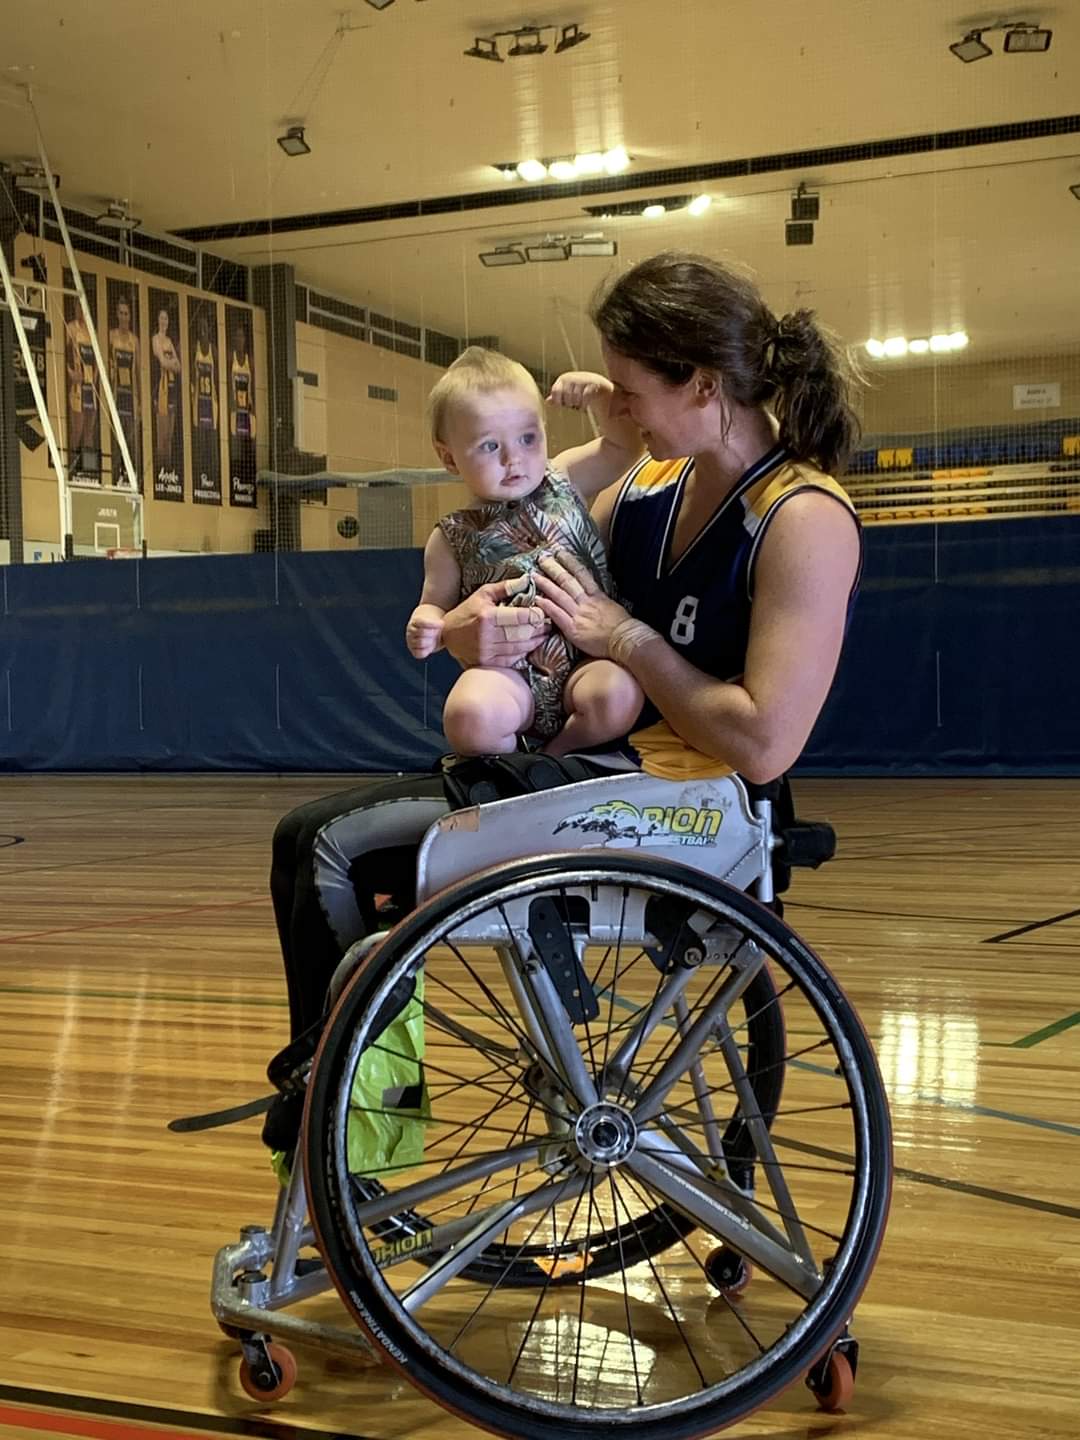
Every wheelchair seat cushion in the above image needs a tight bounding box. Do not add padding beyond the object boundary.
[440,752,615,811]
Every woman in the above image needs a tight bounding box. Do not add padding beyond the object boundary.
[269,251,862,1051]
[108,294,141,485]
[151,307,182,471]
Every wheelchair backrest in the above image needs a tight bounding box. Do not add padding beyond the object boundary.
[415,771,769,905]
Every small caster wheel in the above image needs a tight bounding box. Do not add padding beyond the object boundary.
[704,1245,752,1298]
[812,1349,855,1412]
[239,1342,297,1401]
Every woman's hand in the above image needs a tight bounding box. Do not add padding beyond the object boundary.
[441,575,550,668]
[531,552,631,658]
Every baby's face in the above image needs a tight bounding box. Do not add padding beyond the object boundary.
[436,386,548,503]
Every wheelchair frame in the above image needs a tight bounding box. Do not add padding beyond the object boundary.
[210,770,885,1428]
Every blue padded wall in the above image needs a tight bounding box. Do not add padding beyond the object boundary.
[0,551,456,773]
[1,524,1078,774]
[800,516,1080,774]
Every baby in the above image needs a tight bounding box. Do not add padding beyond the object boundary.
[406,346,643,757]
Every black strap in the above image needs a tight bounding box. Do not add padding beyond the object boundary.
[440,752,603,811]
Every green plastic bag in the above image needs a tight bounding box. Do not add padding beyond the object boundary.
[346,970,430,1179]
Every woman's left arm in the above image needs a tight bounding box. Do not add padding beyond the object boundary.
[534,492,860,783]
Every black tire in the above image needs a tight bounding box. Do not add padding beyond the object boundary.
[305,854,891,1440]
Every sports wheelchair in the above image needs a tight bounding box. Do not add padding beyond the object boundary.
[211,765,892,1438]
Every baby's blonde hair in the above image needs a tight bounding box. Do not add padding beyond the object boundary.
[428,345,543,444]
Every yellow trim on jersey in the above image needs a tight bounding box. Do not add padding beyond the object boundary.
[630,719,735,782]
[622,456,687,496]
[744,459,855,527]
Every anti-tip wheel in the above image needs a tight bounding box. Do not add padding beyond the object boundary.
[813,1349,855,1412]
[239,1342,297,1402]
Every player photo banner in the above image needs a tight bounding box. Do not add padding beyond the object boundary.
[149,287,185,501]
[188,297,222,505]
[225,305,257,508]
[63,269,101,484]
[106,279,144,492]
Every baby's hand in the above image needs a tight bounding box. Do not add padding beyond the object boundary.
[406,612,444,659]
[547,371,612,412]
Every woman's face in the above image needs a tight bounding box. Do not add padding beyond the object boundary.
[601,341,706,460]
[157,310,169,333]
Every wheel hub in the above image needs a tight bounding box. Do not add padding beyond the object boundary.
[573,1101,637,1168]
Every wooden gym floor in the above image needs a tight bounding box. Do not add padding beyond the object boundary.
[0,774,1077,1440]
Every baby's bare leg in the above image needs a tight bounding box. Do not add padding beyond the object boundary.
[544,659,644,757]
[443,668,535,755]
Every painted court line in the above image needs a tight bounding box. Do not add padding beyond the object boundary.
[0,897,265,945]
[0,984,285,1008]
[984,905,1080,943]
[0,1390,368,1440]
[986,1010,1080,1048]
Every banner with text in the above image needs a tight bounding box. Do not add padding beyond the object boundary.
[149,287,185,501]
[106,278,144,491]
[63,269,101,483]
[188,296,222,505]
[225,305,257,508]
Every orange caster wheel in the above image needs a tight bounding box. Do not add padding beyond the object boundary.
[239,1342,297,1401]
[704,1245,752,1298]
[813,1349,855,1412]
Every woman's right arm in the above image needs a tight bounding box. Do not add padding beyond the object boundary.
[440,575,550,669]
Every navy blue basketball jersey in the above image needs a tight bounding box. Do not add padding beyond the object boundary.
[609,445,860,778]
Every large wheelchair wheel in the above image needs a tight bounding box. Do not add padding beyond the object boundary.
[305,854,891,1440]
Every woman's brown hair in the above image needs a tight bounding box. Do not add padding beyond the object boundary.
[591,251,862,474]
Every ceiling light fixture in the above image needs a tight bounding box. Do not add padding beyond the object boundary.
[555,22,590,52]
[277,125,311,157]
[525,241,568,261]
[1002,23,1052,52]
[479,234,615,266]
[791,183,820,222]
[508,27,548,57]
[950,20,1051,61]
[865,333,969,359]
[687,194,712,216]
[464,36,502,61]
[9,160,59,191]
[95,200,141,232]
[1070,182,1080,201]
[364,0,396,9]
[494,148,634,184]
[950,29,993,62]
[479,247,526,267]
[568,238,617,257]
[573,152,605,175]
[583,194,692,218]
[466,20,592,62]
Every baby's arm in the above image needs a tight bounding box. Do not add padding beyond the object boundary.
[406,528,462,658]
[548,372,644,501]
